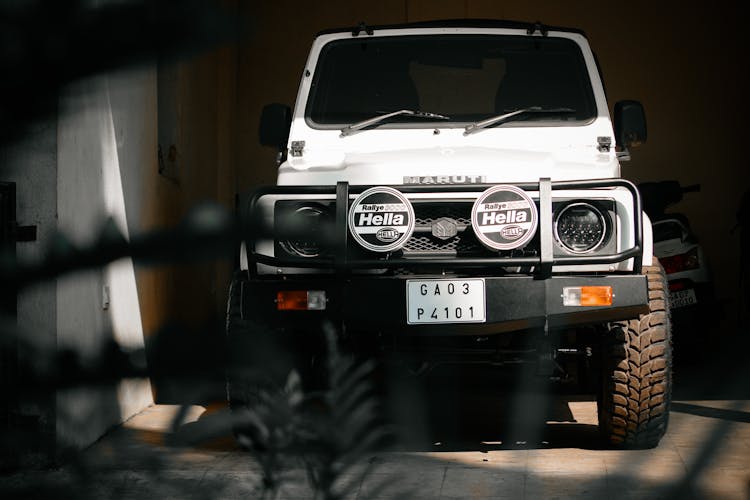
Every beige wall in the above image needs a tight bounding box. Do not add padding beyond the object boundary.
[143,25,239,333]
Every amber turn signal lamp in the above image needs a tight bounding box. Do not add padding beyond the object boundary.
[562,286,613,307]
[276,290,327,311]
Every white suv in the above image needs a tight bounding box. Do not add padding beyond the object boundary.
[227,20,671,449]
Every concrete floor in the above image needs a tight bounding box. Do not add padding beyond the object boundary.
[4,361,748,500]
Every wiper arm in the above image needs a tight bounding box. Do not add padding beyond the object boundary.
[463,107,576,136]
[340,109,450,137]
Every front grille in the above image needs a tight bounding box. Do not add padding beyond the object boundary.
[413,203,472,226]
[403,202,484,257]
[403,233,484,255]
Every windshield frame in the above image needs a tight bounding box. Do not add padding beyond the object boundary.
[303,33,599,131]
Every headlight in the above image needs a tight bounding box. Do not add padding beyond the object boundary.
[277,203,329,258]
[554,202,607,254]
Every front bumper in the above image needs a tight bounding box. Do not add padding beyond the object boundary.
[241,274,649,336]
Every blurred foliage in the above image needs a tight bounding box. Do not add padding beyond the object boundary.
[1,1,394,498]
[226,323,394,500]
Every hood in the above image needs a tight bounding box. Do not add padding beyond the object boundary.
[277,144,619,186]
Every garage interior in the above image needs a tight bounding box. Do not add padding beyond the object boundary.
[1,0,748,498]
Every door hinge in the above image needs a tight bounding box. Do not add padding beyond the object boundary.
[597,136,612,153]
[290,141,305,157]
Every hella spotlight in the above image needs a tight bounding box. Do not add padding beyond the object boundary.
[348,187,415,252]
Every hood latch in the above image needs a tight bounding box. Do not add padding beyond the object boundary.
[597,136,612,153]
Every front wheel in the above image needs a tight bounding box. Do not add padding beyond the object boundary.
[225,271,292,412]
[225,271,326,413]
[597,263,672,448]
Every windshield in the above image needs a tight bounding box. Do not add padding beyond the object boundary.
[306,35,597,127]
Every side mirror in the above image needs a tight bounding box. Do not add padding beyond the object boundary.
[259,103,292,150]
[614,100,647,149]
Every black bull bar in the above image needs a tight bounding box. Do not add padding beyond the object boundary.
[241,178,644,276]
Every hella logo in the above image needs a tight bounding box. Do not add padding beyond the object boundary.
[501,225,524,240]
[357,212,404,226]
[481,209,528,226]
[376,227,400,243]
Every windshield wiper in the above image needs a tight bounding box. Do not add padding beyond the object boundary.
[463,107,576,136]
[340,109,450,137]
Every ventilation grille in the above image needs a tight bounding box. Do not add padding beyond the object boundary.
[403,202,483,256]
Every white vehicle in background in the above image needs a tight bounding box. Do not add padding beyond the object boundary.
[640,181,715,337]
[227,20,672,449]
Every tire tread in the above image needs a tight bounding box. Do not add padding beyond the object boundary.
[598,264,672,448]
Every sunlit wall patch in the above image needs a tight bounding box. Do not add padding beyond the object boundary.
[348,186,415,252]
[471,185,538,251]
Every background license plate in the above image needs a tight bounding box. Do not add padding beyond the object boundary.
[670,288,697,309]
[406,279,486,324]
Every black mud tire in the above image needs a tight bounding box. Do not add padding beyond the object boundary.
[225,271,295,413]
[598,263,672,449]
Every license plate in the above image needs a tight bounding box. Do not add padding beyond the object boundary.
[406,279,486,324]
[670,288,697,309]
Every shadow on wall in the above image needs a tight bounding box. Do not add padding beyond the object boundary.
[55,73,154,448]
[0,0,239,460]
